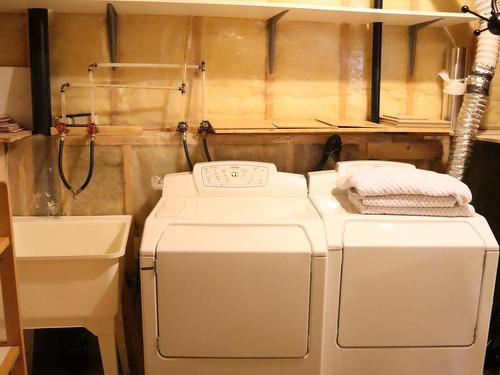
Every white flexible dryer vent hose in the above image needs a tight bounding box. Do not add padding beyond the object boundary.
[448,0,500,179]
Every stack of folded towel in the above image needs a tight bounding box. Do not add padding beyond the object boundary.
[336,166,474,217]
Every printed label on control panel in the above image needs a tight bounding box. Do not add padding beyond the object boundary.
[201,165,269,187]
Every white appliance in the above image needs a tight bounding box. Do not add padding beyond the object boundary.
[140,161,327,375]
[308,160,499,375]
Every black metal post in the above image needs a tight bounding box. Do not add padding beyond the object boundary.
[28,8,52,135]
[371,0,383,123]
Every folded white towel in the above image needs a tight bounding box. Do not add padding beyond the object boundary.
[347,190,458,208]
[337,166,472,205]
[348,193,475,217]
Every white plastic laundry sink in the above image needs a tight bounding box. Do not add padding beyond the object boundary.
[8,215,132,375]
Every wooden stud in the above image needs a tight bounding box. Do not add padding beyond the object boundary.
[339,23,350,120]
[122,145,134,216]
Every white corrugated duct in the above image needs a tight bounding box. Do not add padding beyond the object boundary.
[448,0,500,179]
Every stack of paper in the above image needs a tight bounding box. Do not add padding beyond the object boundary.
[380,114,450,128]
[0,115,25,133]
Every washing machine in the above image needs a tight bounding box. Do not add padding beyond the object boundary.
[140,161,327,375]
[308,160,499,375]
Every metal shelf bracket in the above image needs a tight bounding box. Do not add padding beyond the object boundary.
[408,17,443,79]
[267,10,289,74]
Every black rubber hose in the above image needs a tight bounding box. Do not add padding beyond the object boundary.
[58,137,73,191]
[202,136,212,162]
[183,137,194,171]
[315,154,330,171]
[76,138,95,194]
[315,135,342,171]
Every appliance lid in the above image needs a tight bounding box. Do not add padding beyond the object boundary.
[343,221,485,249]
[156,224,312,254]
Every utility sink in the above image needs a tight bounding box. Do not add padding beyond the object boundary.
[11,215,132,375]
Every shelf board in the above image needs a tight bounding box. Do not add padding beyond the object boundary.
[213,126,453,135]
[0,1,475,26]
[0,237,9,256]
[477,129,500,144]
[0,346,19,375]
[0,130,31,144]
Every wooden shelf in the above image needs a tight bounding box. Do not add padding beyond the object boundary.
[0,346,20,375]
[0,131,31,144]
[0,1,475,26]
[54,127,451,146]
[0,237,9,256]
[213,126,453,135]
[477,129,500,144]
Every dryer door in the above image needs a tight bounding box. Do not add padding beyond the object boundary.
[338,221,485,348]
[155,224,312,358]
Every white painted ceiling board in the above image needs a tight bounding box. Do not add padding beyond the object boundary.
[0,0,475,26]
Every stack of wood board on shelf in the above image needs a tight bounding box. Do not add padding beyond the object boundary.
[380,114,450,128]
[316,119,383,128]
[0,115,24,133]
[272,120,334,129]
[211,119,382,132]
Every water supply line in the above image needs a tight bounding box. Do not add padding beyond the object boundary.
[56,121,97,198]
[60,81,184,124]
[448,0,500,179]
[315,135,342,171]
[177,121,193,171]
[198,120,214,162]
[86,62,198,123]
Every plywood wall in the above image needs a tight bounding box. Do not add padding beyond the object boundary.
[3,1,499,128]
[0,1,460,234]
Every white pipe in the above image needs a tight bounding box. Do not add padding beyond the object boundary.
[67,83,181,90]
[61,90,67,122]
[475,0,500,67]
[180,17,194,122]
[201,18,207,121]
[93,62,199,69]
[88,69,97,123]
[183,17,194,83]
[60,82,183,123]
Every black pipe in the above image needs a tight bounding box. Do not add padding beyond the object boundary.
[315,135,342,171]
[371,0,383,123]
[76,139,95,194]
[57,138,73,191]
[182,138,194,171]
[58,136,95,195]
[202,137,212,162]
[28,9,52,135]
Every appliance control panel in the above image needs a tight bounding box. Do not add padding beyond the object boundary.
[201,164,269,187]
